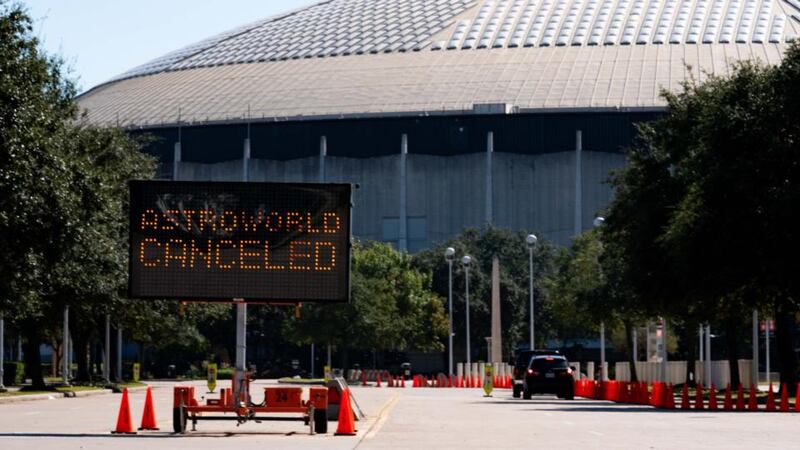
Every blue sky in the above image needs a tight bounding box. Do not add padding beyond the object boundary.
[23,1,318,92]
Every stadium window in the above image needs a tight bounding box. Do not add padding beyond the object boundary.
[407,216,428,253]
[382,217,400,249]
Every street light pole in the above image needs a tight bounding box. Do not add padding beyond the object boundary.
[0,316,5,391]
[526,234,537,350]
[63,306,70,385]
[104,314,111,384]
[445,247,456,376]
[593,217,606,381]
[461,255,472,367]
[704,323,712,387]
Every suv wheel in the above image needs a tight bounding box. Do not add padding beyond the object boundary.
[523,389,532,400]
[564,390,574,400]
[512,385,521,398]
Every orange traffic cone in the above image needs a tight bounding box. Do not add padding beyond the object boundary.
[665,384,675,409]
[736,384,745,411]
[111,388,137,434]
[361,372,367,386]
[708,384,718,411]
[334,388,357,436]
[695,383,704,410]
[401,376,406,388]
[796,383,800,412]
[723,384,733,411]
[766,383,776,412]
[748,383,758,411]
[139,386,159,431]
[780,383,789,412]
[680,384,690,409]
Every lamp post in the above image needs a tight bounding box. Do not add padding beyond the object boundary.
[526,234,538,350]
[593,217,606,381]
[445,247,456,376]
[461,255,472,366]
[0,315,5,392]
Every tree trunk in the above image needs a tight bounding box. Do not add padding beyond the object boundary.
[624,321,638,382]
[685,322,698,387]
[725,317,741,389]
[22,327,46,389]
[775,304,798,396]
[340,346,349,371]
[73,333,90,382]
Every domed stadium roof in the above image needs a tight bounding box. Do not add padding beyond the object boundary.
[78,0,800,126]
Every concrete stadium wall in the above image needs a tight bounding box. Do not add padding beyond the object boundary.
[176,149,625,248]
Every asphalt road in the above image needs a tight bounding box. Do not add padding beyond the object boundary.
[0,380,796,449]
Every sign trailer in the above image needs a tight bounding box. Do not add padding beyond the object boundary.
[128,180,352,434]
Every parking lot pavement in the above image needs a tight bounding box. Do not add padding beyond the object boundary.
[0,380,395,450]
[1,382,798,449]
[358,387,800,450]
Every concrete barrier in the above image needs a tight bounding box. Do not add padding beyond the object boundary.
[614,360,753,386]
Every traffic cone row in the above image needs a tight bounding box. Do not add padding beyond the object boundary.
[409,373,512,389]
[574,380,800,413]
[112,387,159,434]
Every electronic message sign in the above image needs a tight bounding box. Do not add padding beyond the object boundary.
[128,181,351,302]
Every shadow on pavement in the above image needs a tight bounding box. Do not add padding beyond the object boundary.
[471,400,604,406]
[0,431,314,438]
[528,406,699,414]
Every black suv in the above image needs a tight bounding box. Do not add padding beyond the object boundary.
[512,349,560,398]
[523,355,575,400]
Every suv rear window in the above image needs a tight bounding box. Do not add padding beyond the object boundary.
[530,357,568,370]
[515,350,559,369]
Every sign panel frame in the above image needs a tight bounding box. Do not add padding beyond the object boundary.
[128,180,352,303]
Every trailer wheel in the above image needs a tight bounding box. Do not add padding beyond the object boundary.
[314,408,328,434]
[173,406,187,433]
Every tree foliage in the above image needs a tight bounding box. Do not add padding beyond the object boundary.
[0,2,228,385]
[286,242,448,354]
[414,227,557,361]
[601,45,800,388]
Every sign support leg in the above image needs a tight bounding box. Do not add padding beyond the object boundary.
[235,301,247,404]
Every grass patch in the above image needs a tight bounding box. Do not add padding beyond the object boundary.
[56,386,103,393]
[117,381,147,388]
[0,390,56,398]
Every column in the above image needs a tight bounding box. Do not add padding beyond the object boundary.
[486,132,494,225]
[319,136,327,183]
[242,137,251,182]
[399,134,408,253]
[574,130,583,236]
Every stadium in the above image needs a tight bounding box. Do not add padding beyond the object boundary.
[77,0,799,249]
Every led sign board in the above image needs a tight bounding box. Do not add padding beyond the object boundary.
[128,181,351,302]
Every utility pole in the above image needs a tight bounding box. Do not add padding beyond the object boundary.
[63,306,70,385]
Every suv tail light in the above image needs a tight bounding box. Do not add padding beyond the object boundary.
[527,369,539,376]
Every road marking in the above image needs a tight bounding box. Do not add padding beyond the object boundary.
[24,412,40,416]
[544,412,553,417]
[589,430,605,436]
[359,393,401,442]
[69,407,82,410]
[563,420,575,426]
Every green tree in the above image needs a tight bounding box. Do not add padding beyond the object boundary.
[413,227,557,363]
[1,2,160,386]
[604,46,800,390]
[286,242,448,367]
